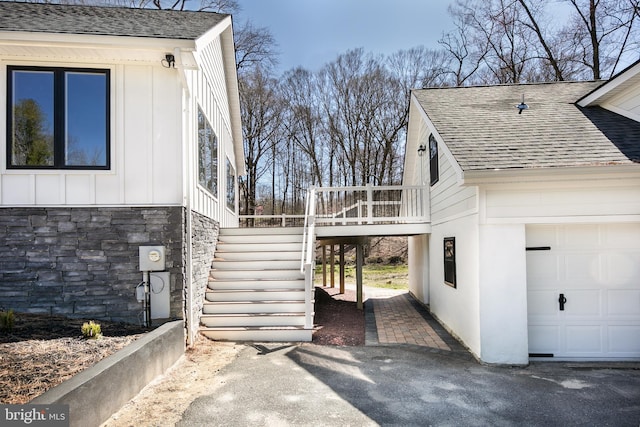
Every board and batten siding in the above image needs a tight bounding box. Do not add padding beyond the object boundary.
[0,62,183,206]
[429,145,477,224]
[187,34,238,227]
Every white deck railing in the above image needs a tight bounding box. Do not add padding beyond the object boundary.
[312,184,429,225]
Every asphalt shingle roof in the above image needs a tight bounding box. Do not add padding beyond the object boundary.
[413,81,640,171]
[0,1,227,40]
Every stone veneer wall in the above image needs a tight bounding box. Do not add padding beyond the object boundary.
[187,211,219,342]
[0,207,185,324]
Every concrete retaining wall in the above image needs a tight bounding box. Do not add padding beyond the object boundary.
[31,320,185,427]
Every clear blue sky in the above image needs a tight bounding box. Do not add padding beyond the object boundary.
[235,0,453,73]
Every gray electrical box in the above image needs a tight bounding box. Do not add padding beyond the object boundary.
[139,246,166,271]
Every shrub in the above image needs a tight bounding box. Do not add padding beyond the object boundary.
[0,309,15,333]
[81,321,102,339]
[388,255,404,265]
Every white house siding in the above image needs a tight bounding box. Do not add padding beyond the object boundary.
[483,178,640,222]
[478,223,529,364]
[0,61,183,206]
[430,148,477,225]
[429,215,482,358]
[408,234,429,304]
[187,35,238,228]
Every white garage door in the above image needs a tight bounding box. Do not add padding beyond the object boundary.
[526,224,640,360]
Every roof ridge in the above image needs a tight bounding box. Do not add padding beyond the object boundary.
[416,80,603,91]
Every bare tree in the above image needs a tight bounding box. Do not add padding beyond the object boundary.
[238,67,283,216]
[439,3,490,86]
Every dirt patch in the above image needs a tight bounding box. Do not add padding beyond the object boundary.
[0,313,149,404]
[312,286,365,346]
[102,337,241,427]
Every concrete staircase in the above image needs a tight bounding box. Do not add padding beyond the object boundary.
[200,227,313,342]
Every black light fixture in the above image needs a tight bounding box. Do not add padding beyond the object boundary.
[162,53,176,68]
[417,144,426,156]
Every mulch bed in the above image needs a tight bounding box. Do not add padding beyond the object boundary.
[0,313,149,404]
[312,286,365,346]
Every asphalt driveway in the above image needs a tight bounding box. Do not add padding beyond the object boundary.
[177,343,640,426]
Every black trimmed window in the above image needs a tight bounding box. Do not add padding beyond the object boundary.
[429,133,439,186]
[226,157,236,211]
[198,107,218,196]
[444,237,456,288]
[7,66,110,169]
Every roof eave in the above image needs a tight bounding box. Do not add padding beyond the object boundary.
[0,30,197,50]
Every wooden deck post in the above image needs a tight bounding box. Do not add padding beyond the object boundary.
[321,244,327,287]
[330,244,335,288]
[356,242,363,310]
[339,243,345,294]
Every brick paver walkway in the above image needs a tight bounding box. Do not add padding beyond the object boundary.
[372,294,450,350]
[361,287,466,353]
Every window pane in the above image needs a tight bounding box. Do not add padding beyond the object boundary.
[197,108,218,196]
[11,70,54,166]
[226,158,235,210]
[65,72,107,166]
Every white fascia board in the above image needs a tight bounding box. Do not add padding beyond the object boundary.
[0,30,195,51]
[194,15,232,50]
[410,92,464,183]
[578,61,640,107]
[461,164,640,185]
[218,21,245,176]
[0,30,195,65]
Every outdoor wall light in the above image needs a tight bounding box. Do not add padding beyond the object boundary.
[162,53,176,68]
[417,144,426,156]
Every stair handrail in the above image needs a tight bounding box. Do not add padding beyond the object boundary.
[301,186,316,330]
[301,186,316,273]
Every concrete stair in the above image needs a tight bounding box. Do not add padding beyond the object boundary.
[200,227,313,342]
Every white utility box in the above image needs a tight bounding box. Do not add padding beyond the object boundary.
[150,272,171,319]
[139,246,166,271]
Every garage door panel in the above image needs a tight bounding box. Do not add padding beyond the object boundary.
[563,225,600,248]
[528,325,560,353]
[526,226,557,247]
[526,253,559,284]
[528,290,561,316]
[564,290,601,317]
[605,253,640,286]
[564,253,601,286]
[527,223,640,360]
[608,326,640,352]
[565,325,602,353]
[607,290,640,316]
[602,224,640,249]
